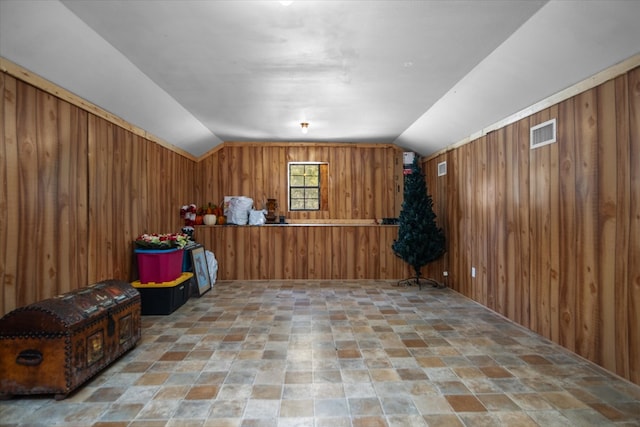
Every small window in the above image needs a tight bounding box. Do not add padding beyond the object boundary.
[288,162,328,211]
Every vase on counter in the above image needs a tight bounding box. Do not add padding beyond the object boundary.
[203,214,217,225]
[265,198,278,223]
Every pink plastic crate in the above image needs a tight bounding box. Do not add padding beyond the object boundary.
[135,248,184,284]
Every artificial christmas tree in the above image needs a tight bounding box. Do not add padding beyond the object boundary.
[392,156,446,288]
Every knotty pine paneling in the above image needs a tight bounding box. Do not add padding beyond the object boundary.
[628,66,640,384]
[196,225,409,281]
[461,141,475,299]
[424,65,640,386]
[597,78,620,372]
[493,127,507,318]
[3,56,639,387]
[0,74,198,316]
[16,82,39,306]
[529,108,552,340]
[194,142,406,282]
[56,100,89,297]
[516,117,531,328]
[558,97,578,352]
[613,73,631,380]
[197,143,403,221]
[1,72,18,314]
[475,135,489,307]
[574,91,599,362]
[422,153,448,287]
[88,118,197,283]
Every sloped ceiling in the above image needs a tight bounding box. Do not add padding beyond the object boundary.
[1,0,639,158]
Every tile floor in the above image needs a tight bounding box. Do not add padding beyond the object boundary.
[1,280,639,427]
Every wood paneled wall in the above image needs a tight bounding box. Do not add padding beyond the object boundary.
[0,68,406,317]
[3,56,639,387]
[197,225,409,281]
[195,142,408,281]
[197,142,403,221]
[423,66,640,385]
[0,73,197,316]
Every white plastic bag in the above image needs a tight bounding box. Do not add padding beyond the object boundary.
[206,250,217,285]
[228,197,253,225]
[249,209,267,225]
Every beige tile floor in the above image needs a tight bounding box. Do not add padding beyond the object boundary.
[1,280,639,427]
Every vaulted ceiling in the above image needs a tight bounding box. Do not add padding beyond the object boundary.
[1,0,639,158]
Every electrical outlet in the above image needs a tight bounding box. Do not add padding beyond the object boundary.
[471,267,476,278]
[443,271,449,277]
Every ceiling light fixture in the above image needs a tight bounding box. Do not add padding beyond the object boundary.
[300,122,309,134]
[279,1,293,6]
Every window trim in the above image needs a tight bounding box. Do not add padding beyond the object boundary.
[287,161,328,212]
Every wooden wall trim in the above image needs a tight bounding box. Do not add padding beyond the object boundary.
[1,57,402,163]
[221,141,401,150]
[425,52,640,162]
[0,56,197,162]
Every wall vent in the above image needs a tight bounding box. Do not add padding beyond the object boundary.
[437,161,447,176]
[530,118,556,149]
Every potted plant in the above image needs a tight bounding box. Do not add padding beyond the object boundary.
[134,232,190,250]
[134,233,190,283]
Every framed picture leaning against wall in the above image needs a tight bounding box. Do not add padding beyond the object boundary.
[190,246,211,296]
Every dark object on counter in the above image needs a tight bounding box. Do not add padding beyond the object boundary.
[381,218,398,225]
[0,280,141,400]
[279,215,286,224]
[266,198,278,223]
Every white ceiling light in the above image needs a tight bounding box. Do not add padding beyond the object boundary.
[300,122,309,134]
[279,1,293,6]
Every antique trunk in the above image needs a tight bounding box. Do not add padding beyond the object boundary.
[0,280,141,400]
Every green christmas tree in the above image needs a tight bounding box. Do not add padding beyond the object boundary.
[392,155,446,288]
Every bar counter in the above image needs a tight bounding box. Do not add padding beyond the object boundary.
[195,222,409,281]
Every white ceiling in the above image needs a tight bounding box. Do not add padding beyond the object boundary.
[1,0,639,158]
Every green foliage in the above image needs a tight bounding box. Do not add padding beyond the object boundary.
[392,156,446,281]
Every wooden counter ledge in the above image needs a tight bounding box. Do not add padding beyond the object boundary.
[195,220,408,281]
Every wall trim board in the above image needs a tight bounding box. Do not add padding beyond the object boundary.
[199,141,402,162]
[1,57,403,162]
[0,56,198,162]
[198,143,225,159]
[222,141,402,150]
[425,52,640,162]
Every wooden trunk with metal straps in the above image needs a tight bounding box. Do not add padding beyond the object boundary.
[0,280,141,400]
